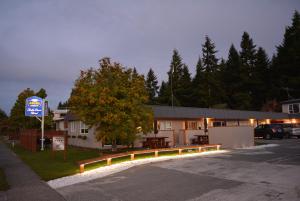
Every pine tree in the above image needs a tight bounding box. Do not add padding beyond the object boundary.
[202,36,219,72]
[191,57,206,107]
[177,64,193,106]
[200,36,223,107]
[273,10,300,99]
[239,32,257,109]
[145,68,159,104]
[157,81,169,105]
[223,44,251,109]
[252,47,270,110]
[166,49,184,106]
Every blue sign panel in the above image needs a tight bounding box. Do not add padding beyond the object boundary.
[25,96,43,117]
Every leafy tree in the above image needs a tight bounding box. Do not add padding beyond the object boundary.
[9,88,36,130]
[272,10,300,100]
[69,57,153,150]
[0,108,7,120]
[9,88,53,131]
[36,88,47,99]
[145,68,159,104]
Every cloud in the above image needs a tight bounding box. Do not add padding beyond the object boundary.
[0,0,299,113]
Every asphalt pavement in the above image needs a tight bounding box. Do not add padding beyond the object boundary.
[57,139,300,201]
[0,142,66,201]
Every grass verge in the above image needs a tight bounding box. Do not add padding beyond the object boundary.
[10,145,100,181]
[10,144,218,181]
[0,168,9,191]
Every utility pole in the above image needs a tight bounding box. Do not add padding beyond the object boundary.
[171,65,174,107]
[41,99,45,151]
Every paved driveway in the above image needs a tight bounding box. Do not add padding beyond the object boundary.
[57,139,300,201]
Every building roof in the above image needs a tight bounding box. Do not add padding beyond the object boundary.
[151,105,289,120]
[288,113,300,119]
[281,99,300,104]
[64,112,79,121]
[63,106,293,122]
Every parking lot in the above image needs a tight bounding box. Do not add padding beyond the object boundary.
[57,139,300,201]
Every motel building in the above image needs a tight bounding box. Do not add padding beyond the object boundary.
[53,100,300,149]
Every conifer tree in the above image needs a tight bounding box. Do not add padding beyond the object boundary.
[252,47,270,110]
[200,36,223,107]
[145,68,159,104]
[223,44,251,109]
[273,10,300,99]
[177,64,193,106]
[191,57,206,107]
[166,49,184,106]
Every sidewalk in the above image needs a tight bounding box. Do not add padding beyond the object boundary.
[0,142,66,201]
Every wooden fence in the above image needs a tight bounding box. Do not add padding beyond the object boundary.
[78,144,221,173]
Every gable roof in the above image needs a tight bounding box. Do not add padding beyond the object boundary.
[151,105,289,120]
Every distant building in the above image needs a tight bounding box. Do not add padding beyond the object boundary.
[281,99,300,123]
[53,109,68,131]
[55,105,300,149]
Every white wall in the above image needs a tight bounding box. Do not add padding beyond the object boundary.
[67,121,102,149]
[208,126,254,149]
[282,104,289,113]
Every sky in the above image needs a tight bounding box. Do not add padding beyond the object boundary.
[1,0,300,114]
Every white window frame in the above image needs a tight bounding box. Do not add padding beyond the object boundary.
[289,103,300,114]
[159,121,172,130]
[187,121,198,130]
[80,122,89,134]
[70,122,75,132]
[212,121,226,127]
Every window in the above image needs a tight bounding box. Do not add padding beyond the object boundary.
[158,121,172,130]
[70,122,76,132]
[80,122,89,134]
[213,121,226,127]
[187,121,198,130]
[289,104,300,114]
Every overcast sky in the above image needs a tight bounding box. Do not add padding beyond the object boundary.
[1,0,300,114]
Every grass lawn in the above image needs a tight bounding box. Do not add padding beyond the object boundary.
[10,144,218,181]
[0,168,9,191]
[11,145,100,181]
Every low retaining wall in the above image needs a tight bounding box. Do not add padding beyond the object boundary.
[208,126,254,148]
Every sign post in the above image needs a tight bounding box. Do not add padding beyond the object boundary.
[25,96,46,151]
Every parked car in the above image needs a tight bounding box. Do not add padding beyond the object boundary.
[254,124,284,140]
[273,123,292,138]
[291,124,300,138]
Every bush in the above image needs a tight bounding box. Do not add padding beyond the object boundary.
[71,135,76,138]
[82,136,87,140]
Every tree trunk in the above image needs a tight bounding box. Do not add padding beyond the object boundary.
[111,139,117,152]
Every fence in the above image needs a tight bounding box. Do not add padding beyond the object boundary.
[78,144,221,173]
[19,129,67,152]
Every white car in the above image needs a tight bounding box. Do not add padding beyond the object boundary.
[291,124,300,138]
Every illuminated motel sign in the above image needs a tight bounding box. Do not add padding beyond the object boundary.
[25,96,46,150]
[25,96,43,117]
